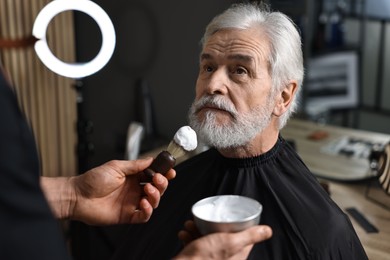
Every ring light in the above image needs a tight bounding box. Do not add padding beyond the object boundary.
[32,0,116,78]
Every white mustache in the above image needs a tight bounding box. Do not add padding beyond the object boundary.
[194,96,238,117]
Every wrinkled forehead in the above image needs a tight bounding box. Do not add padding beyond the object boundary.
[201,27,271,68]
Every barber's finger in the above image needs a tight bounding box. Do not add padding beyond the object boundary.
[228,225,272,252]
[178,230,192,246]
[130,198,153,223]
[178,220,201,246]
[165,168,176,180]
[112,158,154,176]
[143,183,161,208]
[152,173,169,196]
[183,220,201,238]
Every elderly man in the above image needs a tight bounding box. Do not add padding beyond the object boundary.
[113,3,367,260]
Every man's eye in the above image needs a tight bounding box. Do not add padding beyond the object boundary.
[205,66,214,72]
[233,67,247,75]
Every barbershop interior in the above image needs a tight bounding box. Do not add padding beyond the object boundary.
[1,0,390,259]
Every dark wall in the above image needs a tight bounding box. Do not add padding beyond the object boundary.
[75,0,237,168]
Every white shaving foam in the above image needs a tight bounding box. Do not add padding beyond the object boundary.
[174,126,197,151]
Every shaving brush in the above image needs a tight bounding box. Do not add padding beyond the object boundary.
[139,126,197,185]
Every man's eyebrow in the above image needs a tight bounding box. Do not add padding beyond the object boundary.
[200,53,254,63]
[227,54,253,62]
[200,53,212,61]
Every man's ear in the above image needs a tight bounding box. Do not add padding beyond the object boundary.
[272,81,298,117]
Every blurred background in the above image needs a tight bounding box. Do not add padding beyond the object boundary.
[1,0,390,259]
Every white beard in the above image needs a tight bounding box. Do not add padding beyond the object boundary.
[189,95,274,149]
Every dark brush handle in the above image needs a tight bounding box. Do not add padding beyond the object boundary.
[139,151,176,184]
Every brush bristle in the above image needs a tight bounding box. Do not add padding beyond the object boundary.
[167,140,186,158]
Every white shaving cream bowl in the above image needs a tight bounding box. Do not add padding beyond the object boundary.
[192,195,262,235]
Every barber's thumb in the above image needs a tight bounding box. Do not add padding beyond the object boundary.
[251,225,273,242]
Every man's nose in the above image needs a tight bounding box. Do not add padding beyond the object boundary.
[205,68,228,95]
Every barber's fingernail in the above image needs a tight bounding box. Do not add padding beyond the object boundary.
[147,185,156,193]
[155,174,164,184]
[259,226,272,235]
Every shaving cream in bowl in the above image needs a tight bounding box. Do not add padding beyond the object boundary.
[192,195,262,235]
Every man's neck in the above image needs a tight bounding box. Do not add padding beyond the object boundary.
[218,122,280,158]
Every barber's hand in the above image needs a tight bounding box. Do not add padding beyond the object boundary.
[70,158,175,225]
[175,220,272,260]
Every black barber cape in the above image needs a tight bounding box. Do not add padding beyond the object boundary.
[0,71,70,259]
[113,137,368,260]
